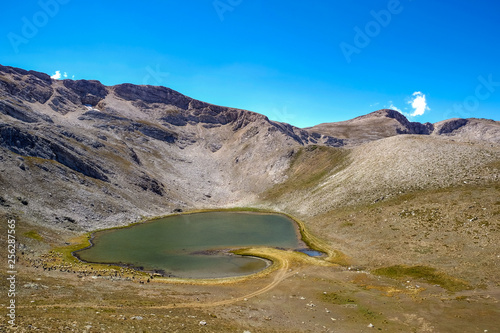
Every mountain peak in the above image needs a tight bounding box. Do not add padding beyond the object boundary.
[363,108,403,117]
[351,108,409,124]
[307,108,433,144]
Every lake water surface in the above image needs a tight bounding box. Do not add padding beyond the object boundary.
[75,212,303,278]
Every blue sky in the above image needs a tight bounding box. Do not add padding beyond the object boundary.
[1,0,499,127]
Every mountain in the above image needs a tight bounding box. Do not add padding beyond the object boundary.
[0,64,342,230]
[0,63,498,234]
[1,64,499,332]
[307,108,500,145]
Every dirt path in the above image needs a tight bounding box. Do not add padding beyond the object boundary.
[187,259,291,309]
[22,260,292,310]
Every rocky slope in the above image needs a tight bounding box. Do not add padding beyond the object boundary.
[0,64,344,230]
[262,135,499,216]
[0,64,499,233]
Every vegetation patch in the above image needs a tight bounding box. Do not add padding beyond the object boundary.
[24,230,43,241]
[372,265,471,292]
[321,292,356,305]
[321,292,379,319]
[263,146,350,200]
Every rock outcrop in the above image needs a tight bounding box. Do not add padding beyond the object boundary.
[0,124,109,182]
[433,118,469,135]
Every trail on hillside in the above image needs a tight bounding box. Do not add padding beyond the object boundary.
[183,259,292,309]
[22,260,292,310]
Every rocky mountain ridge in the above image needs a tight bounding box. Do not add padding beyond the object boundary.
[0,64,499,231]
[0,64,342,230]
[0,65,341,146]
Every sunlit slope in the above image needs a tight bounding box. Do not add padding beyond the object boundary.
[263,135,499,216]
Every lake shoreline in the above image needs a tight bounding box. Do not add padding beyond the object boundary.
[69,208,333,281]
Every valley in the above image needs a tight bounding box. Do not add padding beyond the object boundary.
[0,64,499,332]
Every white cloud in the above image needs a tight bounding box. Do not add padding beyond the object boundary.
[389,102,402,113]
[51,70,73,80]
[408,91,430,117]
[50,70,62,80]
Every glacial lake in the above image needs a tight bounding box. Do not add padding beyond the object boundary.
[75,212,304,279]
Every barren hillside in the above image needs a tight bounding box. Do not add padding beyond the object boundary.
[264,135,499,215]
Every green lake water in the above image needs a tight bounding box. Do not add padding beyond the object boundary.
[75,212,303,278]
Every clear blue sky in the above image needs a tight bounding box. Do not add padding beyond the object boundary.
[1,0,499,127]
